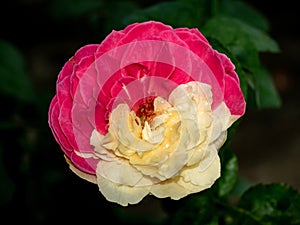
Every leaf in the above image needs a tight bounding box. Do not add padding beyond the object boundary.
[252,66,282,109]
[219,0,270,32]
[203,17,281,110]
[0,40,35,102]
[202,17,261,72]
[164,190,219,225]
[230,176,254,199]
[202,16,280,53]
[236,183,300,225]
[214,148,239,197]
[123,1,199,28]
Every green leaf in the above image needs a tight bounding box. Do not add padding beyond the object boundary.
[214,148,238,197]
[252,66,282,109]
[176,0,216,21]
[202,17,262,73]
[164,190,218,225]
[229,32,261,71]
[0,40,35,102]
[203,17,281,110]
[230,176,254,199]
[219,0,270,32]
[123,1,199,28]
[236,183,300,225]
[202,16,280,53]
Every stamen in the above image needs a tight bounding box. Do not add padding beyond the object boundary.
[135,96,156,125]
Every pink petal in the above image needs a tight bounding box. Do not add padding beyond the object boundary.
[58,98,78,151]
[120,21,173,43]
[224,74,246,116]
[175,27,209,44]
[48,97,72,155]
[70,152,98,174]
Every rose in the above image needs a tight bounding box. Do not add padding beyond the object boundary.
[48,20,246,206]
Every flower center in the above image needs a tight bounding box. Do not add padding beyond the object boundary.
[135,96,156,125]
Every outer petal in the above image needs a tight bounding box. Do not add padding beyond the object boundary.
[65,156,97,184]
[178,152,220,193]
[48,96,72,155]
[150,154,220,199]
[96,159,157,187]
[120,21,173,43]
[48,44,100,174]
[96,175,150,207]
[224,74,246,118]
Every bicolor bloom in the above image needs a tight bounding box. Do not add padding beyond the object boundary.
[48,20,246,206]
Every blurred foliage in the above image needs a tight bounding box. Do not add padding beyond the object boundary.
[0,40,35,102]
[0,0,297,224]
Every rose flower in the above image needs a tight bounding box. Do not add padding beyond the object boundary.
[48,21,246,206]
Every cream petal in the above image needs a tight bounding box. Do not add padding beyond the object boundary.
[197,146,218,172]
[90,129,103,147]
[133,165,166,181]
[109,104,157,154]
[142,121,165,144]
[150,178,190,200]
[172,82,213,140]
[179,119,203,150]
[96,157,156,186]
[178,153,220,191]
[150,154,220,200]
[209,102,231,143]
[186,146,206,166]
[129,119,183,180]
[101,132,119,151]
[168,82,214,167]
[90,80,227,206]
[169,82,212,113]
[150,113,169,128]
[89,129,117,161]
[96,175,150,206]
[157,148,187,179]
[210,131,227,150]
[116,143,138,157]
[229,114,241,127]
[153,96,172,113]
[74,145,116,161]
